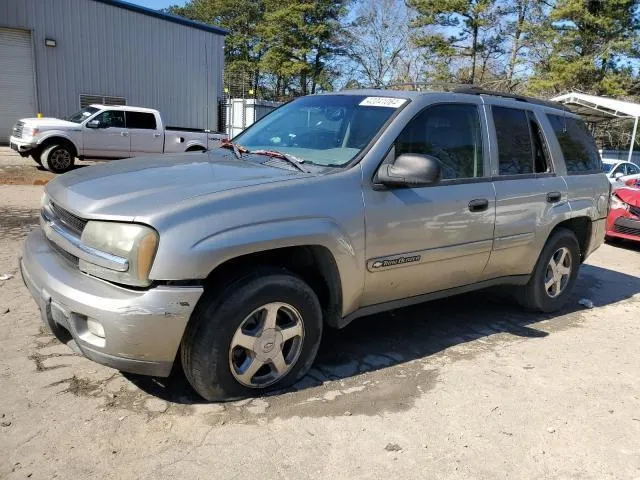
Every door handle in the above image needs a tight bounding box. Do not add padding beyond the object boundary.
[153,133,161,137]
[547,191,562,203]
[468,198,489,212]
[120,131,129,137]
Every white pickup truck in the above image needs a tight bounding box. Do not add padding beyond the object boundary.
[9,105,227,173]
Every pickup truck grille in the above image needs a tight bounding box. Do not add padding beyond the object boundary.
[50,202,88,236]
[12,121,24,138]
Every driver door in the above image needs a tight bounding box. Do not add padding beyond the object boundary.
[83,110,130,158]
[361,101,496,306]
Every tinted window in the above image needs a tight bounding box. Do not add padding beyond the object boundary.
[127,112,157,130]
[602,163,614,173]
[395,103,483,179]
[547,115,601,173]
[528,111,551,173]
[93,110,125,128]
[628,163,640,175]
[493,106,533,175]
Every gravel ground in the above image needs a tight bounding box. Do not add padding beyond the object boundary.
[0,181,639,479]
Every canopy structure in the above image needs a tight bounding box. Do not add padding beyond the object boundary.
[552,92,640,163]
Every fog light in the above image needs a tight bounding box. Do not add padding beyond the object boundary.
[87,318,105,338]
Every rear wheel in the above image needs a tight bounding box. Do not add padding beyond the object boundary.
[181,269,322,401]
[41,144,75,173]
[519,228,580,312]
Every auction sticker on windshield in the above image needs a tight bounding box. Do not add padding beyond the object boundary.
[359,97,407,108]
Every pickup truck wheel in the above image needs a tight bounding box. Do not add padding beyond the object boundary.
[31,151,42,165]
[181,270,323,401]
[519,228,580,312]
[41,144,75,173]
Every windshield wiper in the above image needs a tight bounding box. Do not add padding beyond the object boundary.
[250,150,309,173]
[220,140,249,159]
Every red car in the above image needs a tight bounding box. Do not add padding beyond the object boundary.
[606,186,640,242]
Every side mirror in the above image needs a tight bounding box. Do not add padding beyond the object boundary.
[614,172,624,179]
[86,119,101,129]
[377,153,442,187]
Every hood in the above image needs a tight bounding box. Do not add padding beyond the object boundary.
[614,187,640,207]
[20,117,80,128]
[46,150,312,220]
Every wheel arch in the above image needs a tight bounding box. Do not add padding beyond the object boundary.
[202,245,343,328]
[37,135,78,158]
[549,216,592,262]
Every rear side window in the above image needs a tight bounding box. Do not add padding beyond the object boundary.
[492,106,533,175]
[547,115,601,173]
[127,112,157,130]
[395,103,484,180]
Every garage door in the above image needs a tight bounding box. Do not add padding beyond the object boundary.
[0,28,36,143]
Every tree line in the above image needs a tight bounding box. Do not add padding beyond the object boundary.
[168,0,640,148]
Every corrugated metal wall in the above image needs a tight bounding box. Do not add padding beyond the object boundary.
[1,0,224,131]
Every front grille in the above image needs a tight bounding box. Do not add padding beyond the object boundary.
[50,202,87,236]
[12,121,24,138]
[613,220,640,237]
[48,237,79,266]
[629,205,640,218]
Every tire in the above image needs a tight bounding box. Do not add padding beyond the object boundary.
[41,144,75,173]
[31,150,42,165]
[186,146,206,152]
[519,228,580,312]
[181,269,323,401]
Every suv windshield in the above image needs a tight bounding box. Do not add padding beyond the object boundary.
[66,107,99,123]
[233,95,407,167]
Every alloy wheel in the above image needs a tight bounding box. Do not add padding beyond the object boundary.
[228,302,305,388]
[544,246,572,298]
[50,149,71,170]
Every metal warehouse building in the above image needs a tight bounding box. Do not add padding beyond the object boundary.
[0,0,226,142]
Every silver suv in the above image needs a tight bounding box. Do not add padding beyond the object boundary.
[21,89,610,400]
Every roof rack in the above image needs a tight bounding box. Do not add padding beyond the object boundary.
[453,86,571,112]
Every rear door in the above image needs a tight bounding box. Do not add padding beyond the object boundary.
[362,100,496,306]
[82,109,130,158]
[127,111,163,156]
[481,102,570,280]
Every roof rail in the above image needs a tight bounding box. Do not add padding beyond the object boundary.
[453,86,572,112]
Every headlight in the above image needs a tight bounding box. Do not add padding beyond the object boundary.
[24,127,39,137]
[80,221,159,287]
[610,194,629,211]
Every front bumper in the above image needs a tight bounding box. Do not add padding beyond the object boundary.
[9,136,37,156]
[606,210,640,242]
[21,228,203,377]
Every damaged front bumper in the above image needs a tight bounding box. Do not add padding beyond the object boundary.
[21,228,203,377]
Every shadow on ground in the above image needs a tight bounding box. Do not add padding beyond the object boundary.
[126,263,640,404]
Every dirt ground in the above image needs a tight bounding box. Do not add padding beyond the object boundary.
[0,149,639,479]
[0,147,102,185]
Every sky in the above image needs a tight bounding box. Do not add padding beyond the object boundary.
[127,0,186,10]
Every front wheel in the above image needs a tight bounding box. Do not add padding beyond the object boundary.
[519,228,580,312]
[31,151,42,165]
[41,144,75,173]
[181,270,323,401]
